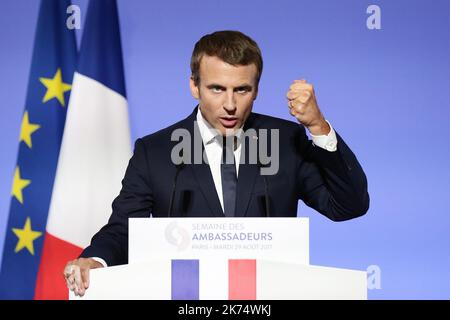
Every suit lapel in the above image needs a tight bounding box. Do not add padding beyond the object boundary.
[185,109,224,217]
[235,114,260,217]
[235,163,259,217]
[190,162,224,217]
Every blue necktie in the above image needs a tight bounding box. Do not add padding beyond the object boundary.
[221,137,237,217]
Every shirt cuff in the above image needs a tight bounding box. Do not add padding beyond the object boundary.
[310,120,338,152]
[91,257,108,268]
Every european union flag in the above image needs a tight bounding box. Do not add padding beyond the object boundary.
[0,0,77,299]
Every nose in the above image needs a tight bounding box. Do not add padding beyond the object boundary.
[223,91,237,113]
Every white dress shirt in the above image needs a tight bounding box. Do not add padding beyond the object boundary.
[93,109,338,267]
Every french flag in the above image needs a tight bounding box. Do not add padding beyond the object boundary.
[172,259,257,300]
[35,0,131,299]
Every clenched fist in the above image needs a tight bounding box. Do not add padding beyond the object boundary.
[286,79,330,135]
[63,258,103,297]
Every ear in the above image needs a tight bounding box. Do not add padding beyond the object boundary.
[253,85,259,101]
[189,77,200,99]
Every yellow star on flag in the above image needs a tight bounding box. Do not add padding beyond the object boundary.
[39,68,72,107]
[12,166,31,204]
[12,217,42,255]
[20,111,41,148]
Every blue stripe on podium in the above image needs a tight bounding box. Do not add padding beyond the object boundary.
[171,260,199,300]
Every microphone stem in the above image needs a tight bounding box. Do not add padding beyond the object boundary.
[168,164,183,217]
[263,175,270,218]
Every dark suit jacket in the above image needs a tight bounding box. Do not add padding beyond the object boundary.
[81,107,369,265]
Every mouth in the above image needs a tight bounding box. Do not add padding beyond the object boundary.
[219,117,238,128]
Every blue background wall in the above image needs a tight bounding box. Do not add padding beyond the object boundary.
[1,0,449,299]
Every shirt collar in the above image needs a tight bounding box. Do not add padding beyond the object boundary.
[196,107,244,146]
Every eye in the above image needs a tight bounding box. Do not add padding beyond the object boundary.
[235,86,251,94]
[211,87,223,93]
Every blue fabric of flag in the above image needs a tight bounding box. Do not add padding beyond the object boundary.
[78,0,126,98]
[0,0,77,299]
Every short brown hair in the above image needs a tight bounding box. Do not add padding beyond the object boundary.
[190,30,263,86]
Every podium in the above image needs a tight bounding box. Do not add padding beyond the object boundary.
[70,218,367,300]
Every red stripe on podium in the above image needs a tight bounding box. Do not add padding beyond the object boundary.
[34,232,82,300]
[228,259,256,300]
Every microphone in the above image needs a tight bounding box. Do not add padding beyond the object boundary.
[168,161,185,217]
[257,161,271,218]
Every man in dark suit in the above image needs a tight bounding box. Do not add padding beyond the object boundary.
[64,30,369,296]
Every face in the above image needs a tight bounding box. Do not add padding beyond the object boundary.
[190,55,258,136]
